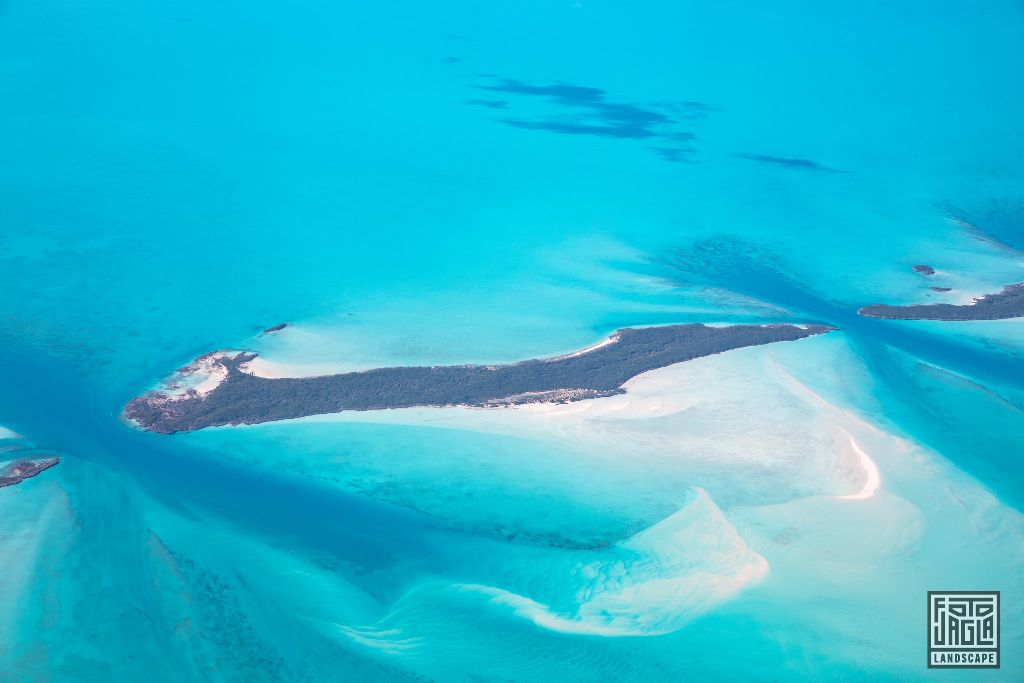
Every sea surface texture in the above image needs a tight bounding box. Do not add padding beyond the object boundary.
[1,1,1023,681]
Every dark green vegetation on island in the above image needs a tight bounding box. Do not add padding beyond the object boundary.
[858,283,1024,321]
[0,458,59,488]
[124,323,833,433]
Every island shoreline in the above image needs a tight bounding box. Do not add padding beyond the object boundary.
[125,323,835,433]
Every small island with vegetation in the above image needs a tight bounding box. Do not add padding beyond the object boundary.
[859,283,1024,321]
[0,458,60,488]
[125,323,834,433]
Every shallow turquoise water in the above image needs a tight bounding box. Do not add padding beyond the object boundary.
[1,1,1023,681]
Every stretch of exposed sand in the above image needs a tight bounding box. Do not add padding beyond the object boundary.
[545,334,620,361]
[164,353,230,398]
[837,435,881,500]
[241,333,626,378]
[237,356,379,379]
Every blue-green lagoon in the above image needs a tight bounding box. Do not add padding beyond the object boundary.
[1,1,1022,680]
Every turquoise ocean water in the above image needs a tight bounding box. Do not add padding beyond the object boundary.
[1,1,1023,680]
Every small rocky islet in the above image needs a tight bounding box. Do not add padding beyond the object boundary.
[859,283,1024,321]
[0,458,60,488]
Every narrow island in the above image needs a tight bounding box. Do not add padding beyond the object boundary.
[0,458,60,488]
[858,283,1024,321]
[124,323,834,433]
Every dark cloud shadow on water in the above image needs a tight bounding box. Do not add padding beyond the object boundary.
[502,118,657,139]
[736,153,845,173]
[670,100,720,120]
[652,147,697,164]
[470,76,704,162]
[465,98,508,109]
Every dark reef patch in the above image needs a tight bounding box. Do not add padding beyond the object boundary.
[262,323,288,334]
[125,323,833,433]
[930,287,952,293]
[912,264,935,275]
[859,283,1024,320]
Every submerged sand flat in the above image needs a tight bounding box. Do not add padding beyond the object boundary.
[174,335,1023,678]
